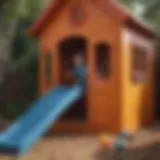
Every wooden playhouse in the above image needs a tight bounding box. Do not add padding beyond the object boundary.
[28,0,156,133]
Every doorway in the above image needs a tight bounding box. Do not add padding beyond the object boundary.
[58,36,88,122]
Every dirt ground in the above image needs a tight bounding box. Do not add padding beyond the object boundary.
[1,125,160,160]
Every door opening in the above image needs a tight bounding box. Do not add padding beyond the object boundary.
[58,36,88,122]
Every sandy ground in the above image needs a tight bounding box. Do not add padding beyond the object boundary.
[0,135,100,160]
[1,125,160,160]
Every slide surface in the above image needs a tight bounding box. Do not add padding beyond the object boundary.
[0,84,84,155]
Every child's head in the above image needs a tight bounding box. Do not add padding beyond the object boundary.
[73,53,84,66]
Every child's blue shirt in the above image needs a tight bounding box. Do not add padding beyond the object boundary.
[74,64,87,87]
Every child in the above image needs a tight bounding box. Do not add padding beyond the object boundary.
[73,53,87,87]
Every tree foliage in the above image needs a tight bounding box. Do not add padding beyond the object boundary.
[0,0,49,119]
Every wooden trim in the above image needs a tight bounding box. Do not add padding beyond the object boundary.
[52,122,119,133]
[28,0,66,37]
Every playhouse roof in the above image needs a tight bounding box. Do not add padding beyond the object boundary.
[28,0,156,38]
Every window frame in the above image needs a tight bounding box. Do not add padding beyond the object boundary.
[45,51,52,85]
[131,44,148,83]
[94,42,111,79]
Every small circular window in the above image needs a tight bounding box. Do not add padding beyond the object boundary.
[69,4,86,25]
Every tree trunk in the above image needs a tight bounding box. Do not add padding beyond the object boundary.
[0,0,19,81]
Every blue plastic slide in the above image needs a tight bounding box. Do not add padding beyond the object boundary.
[0,84,84,155]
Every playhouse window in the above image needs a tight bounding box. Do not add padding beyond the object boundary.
[45,52,52,85]
[95,43,110,78]
[132,45,148,82]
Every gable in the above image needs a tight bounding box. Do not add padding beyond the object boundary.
[39,0,121,45]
